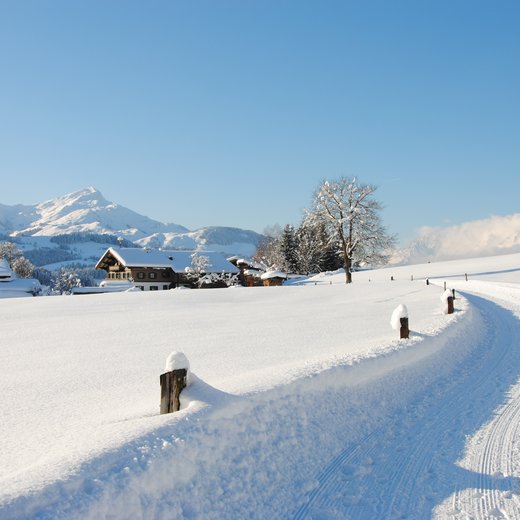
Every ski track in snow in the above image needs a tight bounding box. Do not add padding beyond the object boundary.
[3,274,520,519]
[295,291,520,520]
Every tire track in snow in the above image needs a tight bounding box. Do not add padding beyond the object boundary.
[294,293,520,519]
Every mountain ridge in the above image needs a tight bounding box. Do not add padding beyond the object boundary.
[0,187,264,260]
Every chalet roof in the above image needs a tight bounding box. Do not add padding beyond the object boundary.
[96,247,240,274]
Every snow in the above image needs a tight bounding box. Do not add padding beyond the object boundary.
[390,303,409,330]
[1,252,520,519]
[99,247,239,274]
[260,270,287,280]
[164,352,191,381]
[0,261,42,296]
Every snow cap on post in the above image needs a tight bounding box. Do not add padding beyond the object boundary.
[390,304,409,330]
[165,351,191,384]
[440,289,454,315]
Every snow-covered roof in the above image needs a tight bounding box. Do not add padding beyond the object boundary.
[96,247,239,274]
[0,259,14,281]
[0,277,41,296]
[260,271,287,280]
[236,258,265,270]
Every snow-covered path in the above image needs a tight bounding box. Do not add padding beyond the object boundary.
[296,288,520,519]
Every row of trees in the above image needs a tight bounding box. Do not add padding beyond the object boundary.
[254,177,396,283]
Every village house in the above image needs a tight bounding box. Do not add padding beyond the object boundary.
[0,258,42,297]
[95,247,239,291]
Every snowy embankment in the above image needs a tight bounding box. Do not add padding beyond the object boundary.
[1,253,520,519]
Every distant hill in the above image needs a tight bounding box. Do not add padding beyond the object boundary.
[0,187,265,269]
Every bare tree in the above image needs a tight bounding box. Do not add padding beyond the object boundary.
[0,241,22,266]
[12,256,35,278]
[253,234,284,271]
[308,177,396,283]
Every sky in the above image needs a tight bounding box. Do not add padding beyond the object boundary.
[0,0,519,245]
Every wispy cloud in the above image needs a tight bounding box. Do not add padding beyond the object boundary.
[394,214,520,264]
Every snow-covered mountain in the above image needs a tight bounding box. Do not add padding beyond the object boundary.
[2,187,188,239]
[135,226,264,258]
[0,187,265,264]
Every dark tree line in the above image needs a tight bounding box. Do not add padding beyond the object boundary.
[254,220,342,275]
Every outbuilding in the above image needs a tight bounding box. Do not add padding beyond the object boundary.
[260,270,287,287]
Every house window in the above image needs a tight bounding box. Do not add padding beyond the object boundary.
[161,271,169,278]
[163,285,168,290]
[149,272,156,280]
[137,272,144,279]
[150,286,158,291]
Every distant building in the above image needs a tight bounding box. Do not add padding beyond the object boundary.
[95,247,239,291]
[0,259,14,282]
[260,271,287,287]
[228,257,265,287]
[0,258,42,297]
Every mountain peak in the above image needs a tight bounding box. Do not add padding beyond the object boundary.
[0,188,263,258]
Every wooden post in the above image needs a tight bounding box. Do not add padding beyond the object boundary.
[452,289,456,300]
[400,317,409,339]
[465,273,468,281]
[160,368,187,414]
[444,281,447,291]
[447,296,454,314]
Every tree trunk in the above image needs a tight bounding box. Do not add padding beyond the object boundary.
[340,233,352,284]
[344,256,352,284]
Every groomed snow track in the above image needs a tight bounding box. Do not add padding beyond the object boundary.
[4,285,520,519]
[295,290,520,519]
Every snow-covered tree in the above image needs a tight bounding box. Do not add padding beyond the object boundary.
[278,224,298,273]
[295,218,340,274]
[0,241,22,266]
[12,256,35,278]
[253,234,285,271]
[51,268,82,295]
[307,177,396,283]
[185,252,210,277]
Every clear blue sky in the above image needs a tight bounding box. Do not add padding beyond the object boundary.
[1,0,519,244]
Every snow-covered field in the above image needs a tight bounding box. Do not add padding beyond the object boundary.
[1,253,520,519]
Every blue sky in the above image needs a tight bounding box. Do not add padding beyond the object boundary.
[1,1,519,244]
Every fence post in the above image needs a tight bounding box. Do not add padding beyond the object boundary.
[400,317,409,339]
[160,369,187,414]
[447,296,454,315]
[391,304,409,339]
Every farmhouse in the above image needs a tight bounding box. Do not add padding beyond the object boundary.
[95,247,239,290]
[0,258,42,297]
